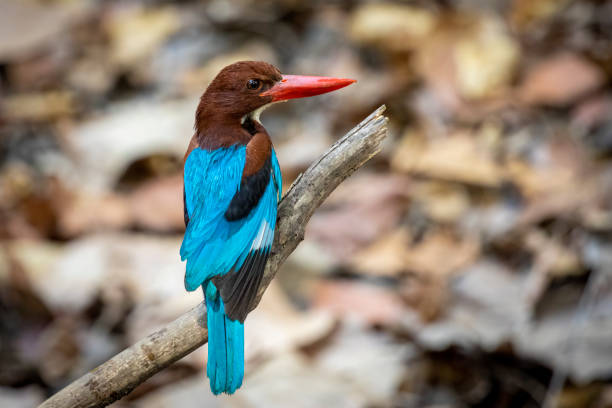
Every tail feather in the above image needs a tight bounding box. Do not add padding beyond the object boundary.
[205,283,244,395]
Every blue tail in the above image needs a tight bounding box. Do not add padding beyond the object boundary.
[204,282,244,395]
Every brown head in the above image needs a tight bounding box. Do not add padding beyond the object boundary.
[195,61,355,148]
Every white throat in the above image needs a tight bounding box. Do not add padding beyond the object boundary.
[241,100,285,125]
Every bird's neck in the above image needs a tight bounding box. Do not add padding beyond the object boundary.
[195,111,269,151]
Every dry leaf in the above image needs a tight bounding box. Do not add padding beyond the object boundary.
[525,229,584,279]
[349,3,437,52]
[392,130,503,187]
[505,137,588,199]
[413,181,470,223]
[1,92,75,122]
[307,173,410,260]
[313,280,404,325]
[401,273,448,322]
[0,0,89,61]
[351,228,411,277]
[404,230,479,277]
[414,13,518,109]
[453,16,519,99]
[58,193,131,237]
[519,53,605,106]
[572,94,612,129]
[510,0,572,30]
[129,174,184,232]
[106,6,181,67]
[66,98,194,191]
[247,281,336,357]
[37,317,81,384]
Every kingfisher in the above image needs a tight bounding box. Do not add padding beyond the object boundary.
[180,61,355,395]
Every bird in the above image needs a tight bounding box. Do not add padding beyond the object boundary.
[180,61,355,395]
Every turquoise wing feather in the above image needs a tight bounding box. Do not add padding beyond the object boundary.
[180,145,281,395]
[180,145,247,289]
[180,145,281,298]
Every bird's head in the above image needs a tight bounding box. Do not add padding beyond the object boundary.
[196,61,355,132]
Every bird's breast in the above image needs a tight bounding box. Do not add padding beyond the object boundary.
[243,132,272,179]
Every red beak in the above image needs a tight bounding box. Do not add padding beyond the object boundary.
[260,75,356,102]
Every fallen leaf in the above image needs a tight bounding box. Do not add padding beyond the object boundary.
[556,384,604,408]
[306,173,410,260]
[392,130,503,187]
[414,13,519,109]
[349,3,437,52]
[404,230,479,278]
[37,317,81,385]
[65,98,195,192]
[505,136,588,199]
[525,229,585,279]
[129,174,184,232]
[313,280,404,325]
[106,6,181,67]
[510,0,572,30]
[401,273,449,322]
[1,92,76,122]
[572,94,612,129]
[228,352,363,408]
[0,0,89,61]
[453,16,520,99]
[247,281,336,358]
[404,260,529,352]
[58,193,131,237]
[67,57,117,96]
[412,181,471,223]
[351,228,411,277]
[519,53,605,106]
[315,322,412,404]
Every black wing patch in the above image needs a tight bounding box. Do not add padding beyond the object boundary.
[224,158,271,221]
[183,184,189,226]
[212,248,269,322]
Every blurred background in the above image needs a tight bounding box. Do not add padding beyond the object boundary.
[1,0,612,407]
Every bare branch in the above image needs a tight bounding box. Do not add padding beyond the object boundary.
[39,105,388,408]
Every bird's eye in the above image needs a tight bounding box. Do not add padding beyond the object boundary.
[246,79,261,90]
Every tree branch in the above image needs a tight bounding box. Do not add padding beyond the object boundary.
[39,105,388,408]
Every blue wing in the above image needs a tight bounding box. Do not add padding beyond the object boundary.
[181,146,281,321]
